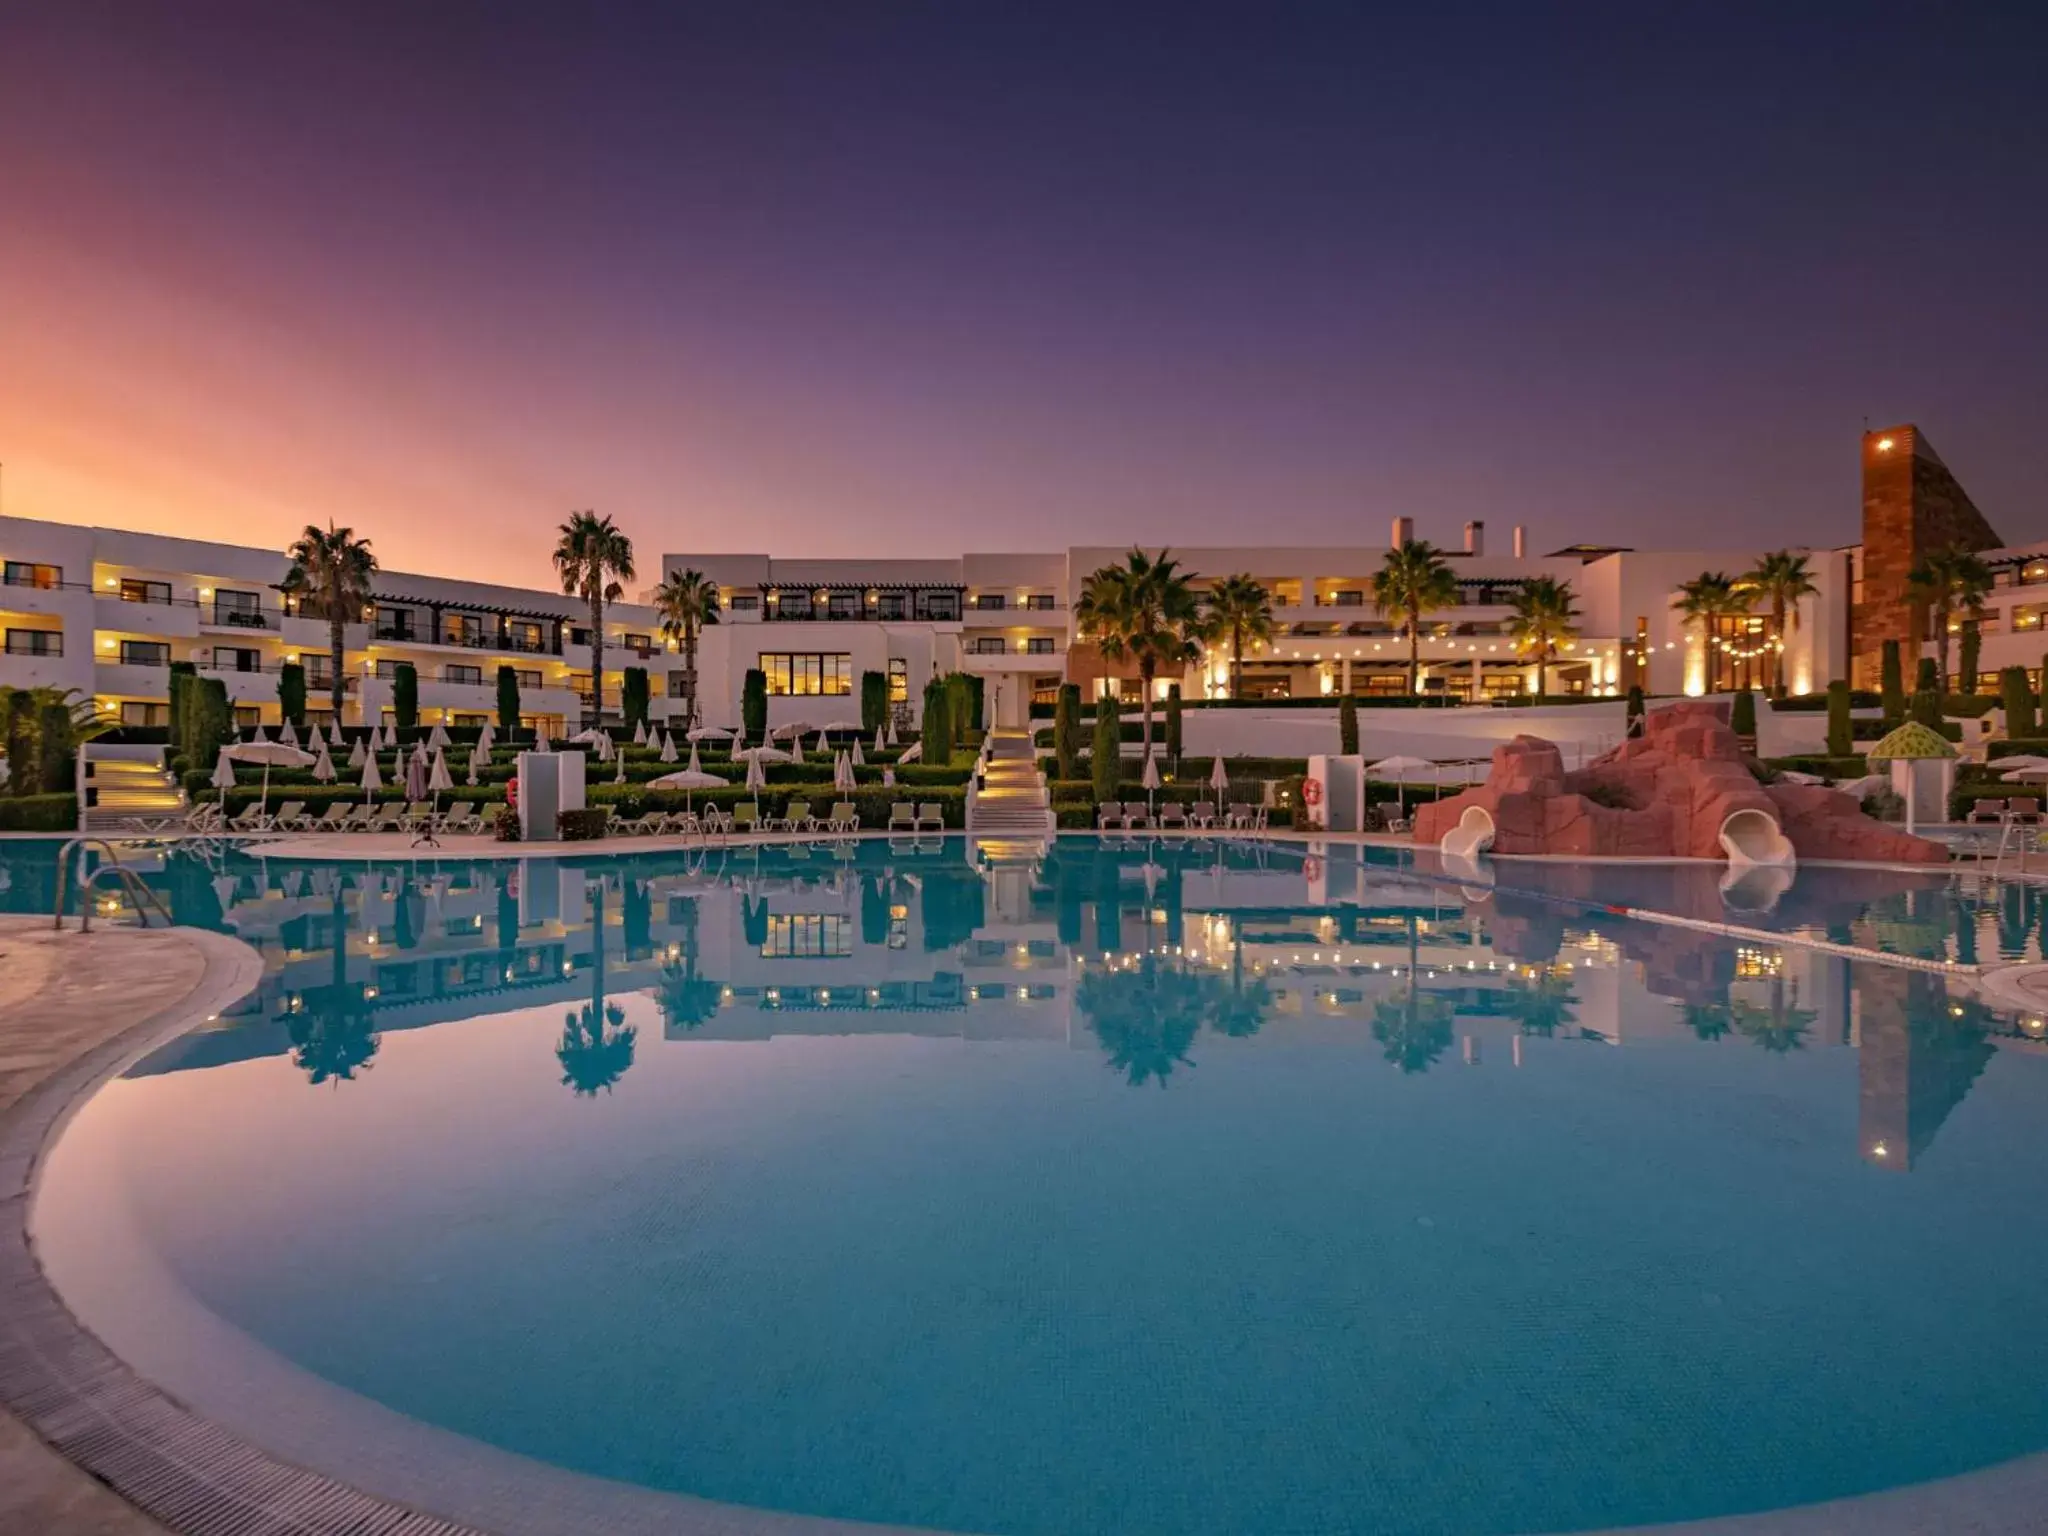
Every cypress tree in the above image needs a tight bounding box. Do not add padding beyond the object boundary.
[392,662,418,733]
[1825,679,1853,757]
[1914,655,1938,694]
[1909,688,1941,730]
[1959,620,1981,695]
[496,665,521,735]
[1091,692,1121,804]
[278,662,306,728]
[1165,684,1183,759]
[741,668,767,744]
[921,677,952,768]
[1339,693,1359,756]
[1054,683,1082,780]
[1880,640,1904,722]
[1731,688,1756,741]
[2002,666,2037,739]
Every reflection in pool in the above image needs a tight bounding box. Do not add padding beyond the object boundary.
[19,835,2048,1536]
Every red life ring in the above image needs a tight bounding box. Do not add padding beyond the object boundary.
[1302,855,1324,881]
[1302,777,1324,806]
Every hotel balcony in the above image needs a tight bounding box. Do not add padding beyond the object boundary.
[95,592,200,639]
[961,646,1064,674]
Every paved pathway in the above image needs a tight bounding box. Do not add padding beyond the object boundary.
[0,917,203,1535]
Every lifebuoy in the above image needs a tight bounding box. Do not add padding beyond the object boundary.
[1303,855,1324,881]
[1302,778,1323,805]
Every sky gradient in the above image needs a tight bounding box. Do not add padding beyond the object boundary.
[2,1,2044,587]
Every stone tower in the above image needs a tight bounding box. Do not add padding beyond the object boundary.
[1853,425,2000,688]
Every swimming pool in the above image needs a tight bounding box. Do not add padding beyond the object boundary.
[18,835,2048,1535]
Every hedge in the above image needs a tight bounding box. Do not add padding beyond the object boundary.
[0,793,78,831]
[1854,717,1961,742]
[200,783,971,830]
[1764,755,1868,779]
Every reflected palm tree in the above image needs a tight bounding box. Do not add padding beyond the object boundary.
[290,884,379,1085]
[655,896,721,1033]
[1681,1002,1735,1042]
[1500,969,1579,1037]
[1204,934,1272,1039]
[1078,957,1206,1087]
[1370,918,1453,1073]
[1732,976,1818,1054]
[557,1001,637,1094]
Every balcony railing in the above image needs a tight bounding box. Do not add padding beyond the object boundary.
[207,603,274,629]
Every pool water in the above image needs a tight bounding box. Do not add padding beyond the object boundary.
[21,836,2048,1536]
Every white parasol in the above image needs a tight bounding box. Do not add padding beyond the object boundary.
[633,720,648,745]
[312,744,336,782]
[534,722,551,752]
[427,722,450,750]
[834,750,856,793]
[745,753,767,793]
[1209,755,1229,808]
[852,739,865,767]
[348,738,366,769]
[467,743,486,786]
[647,767,723,812]
[688,725,732,740]
[659,730,678,763]
[898,740,923,764]
[1140,747,1161,815]
[224,740,315,821]
[359,744,384,803]
[279,719,299,748]
[1368,754,1442,817]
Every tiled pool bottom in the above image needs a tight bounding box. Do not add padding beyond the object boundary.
[20,836,2048,1536]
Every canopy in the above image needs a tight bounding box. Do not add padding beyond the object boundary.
[347,739,367,769]
[427,722,450,750]
[1865,722,1958,761]
[278,719,299,748]
[221,741,315,823]
[659,731,679,763]
[312,745,336,783]
[632,720,648,745]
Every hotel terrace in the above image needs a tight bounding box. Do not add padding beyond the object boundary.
[1,426,2032,735]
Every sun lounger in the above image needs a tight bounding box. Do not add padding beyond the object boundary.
[779,799,815,833]
[731,802,760,835]
[1158,802,1187,830]
[441,802,484,835]
[399,801,435,833]
[367,803,405,834]
[1188,802,1216,830]
[306,803,353,833]
[269,801,309,831]
[227,803,269,833]
[1123,801,1152,830]
[888,802,916,834]
[914,802,945,833]
[826,802,858,835]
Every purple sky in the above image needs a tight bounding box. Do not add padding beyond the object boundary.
[2,1,2043,585]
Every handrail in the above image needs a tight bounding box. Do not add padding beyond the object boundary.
[53,837,173,932]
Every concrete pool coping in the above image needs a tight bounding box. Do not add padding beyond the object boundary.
[5,914,2048,1535]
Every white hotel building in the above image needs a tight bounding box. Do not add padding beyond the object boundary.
[2,426,2038,738]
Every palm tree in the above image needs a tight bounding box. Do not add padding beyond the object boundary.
[1203,932,1273,1038]
[1370,540,1459,696]
[282,523,377,721]
[1504,576,1580,701]
[1908,545,1994,695]
[653,568,721,731]
[1681,1001,1735,1042]
[289,885,379,1085]
[1202,573,1275,700]
[1740,550,1820,698]
[1671,572,1751,693]
[1074,548,1204,756]
[1500,968,1579,1037]
[553,511,636,728]
[557,1001,638,1094]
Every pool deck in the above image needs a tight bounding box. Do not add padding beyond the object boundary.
[0,919,201,1536]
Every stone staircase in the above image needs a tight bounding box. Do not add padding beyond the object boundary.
[81,749,185,833]
[967,729,1054,838]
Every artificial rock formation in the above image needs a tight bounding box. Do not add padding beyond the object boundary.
[1411,701,1946,865]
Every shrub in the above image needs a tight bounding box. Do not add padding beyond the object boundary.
[742,668,767,743]
[621,667,650,730]
[0,792,76,831]
[2001,668,2036,738]
[3,691,35,795]
[1825,680,1852,756]
[1054,684,1081,780]
[36,702,75,794]
[496,665,521,734]
[193,678,232,768]
[1960,620,1981,694]
[1915,655,1937,693]
[860,671,888,734]
[278,662,306,727]
[556,808,609,841]
[1867,784,1905,822]
[1908,689,1941,730]
[494,804,521,841]
[921,677,953,769]
[392,662,418,732]
[1339,694,1358,756]
[1092,693,1121,803]
[1880,639,1904,721]
[1730,689,1756,739]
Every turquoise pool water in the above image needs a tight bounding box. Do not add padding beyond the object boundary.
[20,836,2048,1535]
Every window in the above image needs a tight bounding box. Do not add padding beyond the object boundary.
[1331,589,1364,607]
[1026,636,1056,654]
[374,658,407,680]
[5,629,61,656]
[120,578,172,605]
[515,668,543,689]
[971,637,1008,655]
[374,607,417,641]
[4,561,62,589]
[667,671,692,697]
[119,701,169,727]
[760,913,853,958]
[888,659,908,703]
[506,620,548,653]
[2015,605,2045,633]
[876,594,908,621]
[444,614,488,648]
[760,652,852,696]
[569,626,591,647]
[233,706,261,728]
[120,640,170,666]
[827,593,859,620]
[444,664,483,686]
[212,646,262,672]
[1948,612,2000,637]
[1024,593,1056,611]
[623,632,653,656]
[974,593,1006,611]
[916,591,960,621]
[728,594,760,612]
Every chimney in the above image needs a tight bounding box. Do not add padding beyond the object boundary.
[1390,516,1414,547]
[1512,524,1527,559]
[1464,520,1485,556]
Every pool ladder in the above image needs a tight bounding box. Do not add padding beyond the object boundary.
[52,837,173,932]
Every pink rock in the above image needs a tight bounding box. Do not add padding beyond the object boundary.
[1410,704,1948,864]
